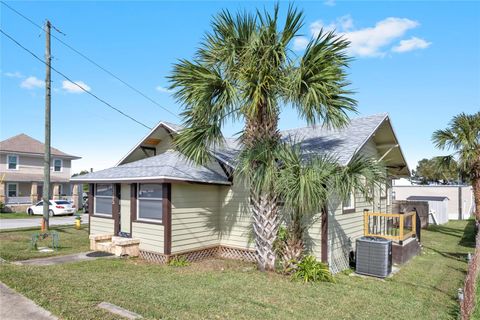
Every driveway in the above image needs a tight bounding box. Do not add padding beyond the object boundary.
[0,214,89,230]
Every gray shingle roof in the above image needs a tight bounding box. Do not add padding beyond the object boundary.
[213,113,389,166]
[71,150,230,185]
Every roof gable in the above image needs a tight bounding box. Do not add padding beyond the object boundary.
[0,133,80,159]
[114,113,410,178]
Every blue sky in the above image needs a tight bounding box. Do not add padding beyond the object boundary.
[1,1,479,173]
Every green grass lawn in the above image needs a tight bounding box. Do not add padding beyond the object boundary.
[0,212,37,219]
[0,225,90,261]
[0,220,476,320]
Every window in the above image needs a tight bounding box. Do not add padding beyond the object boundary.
[343,190,355,213]
[53,159,62,172]
[137,183,163,222]
[95,184,113,216]
[7,155,18,170]
[7,183,17,197]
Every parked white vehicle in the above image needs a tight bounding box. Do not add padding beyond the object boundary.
[27,200,77,216]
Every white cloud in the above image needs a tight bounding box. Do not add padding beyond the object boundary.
[310,15,354,36]
[342,17,419,57]
[324,0,336,6]
[293,37,310,51]
[20,76,44,89]
[155,86,172,93]
[62,80,91,93]
[392,36,431,53]
[4,71,23,78]
[295,16,428,58]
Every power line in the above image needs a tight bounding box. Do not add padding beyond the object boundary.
[1,1,179,119]
[0,28,152,130]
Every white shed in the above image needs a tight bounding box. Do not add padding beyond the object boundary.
[407,196,449,225]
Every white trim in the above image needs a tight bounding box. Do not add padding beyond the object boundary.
[94,183,113,216]
[342,191,355,211]
[6,154,19,170]
[344,114,410,177]
[53,158,63,172]
[137,183,163,223]
[71,175,231,185]
[6,182,18,197]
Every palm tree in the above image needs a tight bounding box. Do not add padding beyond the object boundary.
[170,5,356,271]
[274,142,385,270]
[432,112,480,221]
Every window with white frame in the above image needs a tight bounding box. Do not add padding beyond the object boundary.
[95,184,113,216]
[137,183,163,222]
[342,190,355,213]
[7,155,18,170]
[53,158,62,172]
[7,183,18,197]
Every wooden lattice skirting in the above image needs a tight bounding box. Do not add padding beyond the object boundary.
[140,246,256,264]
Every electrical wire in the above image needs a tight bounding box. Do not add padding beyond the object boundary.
[0,28,152,130]
[0,1,179,119]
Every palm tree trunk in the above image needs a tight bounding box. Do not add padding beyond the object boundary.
[251,192,281,271]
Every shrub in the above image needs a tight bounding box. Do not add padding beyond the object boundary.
[168,256,190,267]
[292,255,335,283]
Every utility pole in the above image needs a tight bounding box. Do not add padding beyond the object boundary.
[42,20,51,231]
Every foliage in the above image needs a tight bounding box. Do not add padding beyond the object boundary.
[169,4,356,271]
[432,112,480,220]
[291,255,335,283]
[0,221,474,319]
[168,256,190,267]
[0,201,4,213]
[0,225,89,261]
[412,157,460,184]
[272,141,385,270]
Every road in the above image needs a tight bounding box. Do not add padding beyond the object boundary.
[0,214,89,230]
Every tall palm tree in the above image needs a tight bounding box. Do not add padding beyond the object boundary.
[170,5,356,271]
[274,142,385,270]
[432,112,480,221]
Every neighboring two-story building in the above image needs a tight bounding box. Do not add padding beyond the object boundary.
[0,133,81,212]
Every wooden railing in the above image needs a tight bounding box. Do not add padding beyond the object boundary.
[364,211,417,243]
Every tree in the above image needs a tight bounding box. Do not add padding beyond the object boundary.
[273,142,385,271]
[414,157,459,184]
[170,5,356,271]
[432,112,480,221]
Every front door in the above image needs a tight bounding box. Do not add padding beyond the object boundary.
[120,184,131,235]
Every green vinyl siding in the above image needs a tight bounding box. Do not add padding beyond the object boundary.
[90,216,114,235]
[132,222,164,253]
[170,184,221,254]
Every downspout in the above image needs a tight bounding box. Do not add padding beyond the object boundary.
[458,186,462,220]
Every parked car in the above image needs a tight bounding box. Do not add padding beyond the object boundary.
[27,200,77,216]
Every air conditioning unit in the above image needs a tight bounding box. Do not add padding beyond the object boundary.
[356,237,392,278]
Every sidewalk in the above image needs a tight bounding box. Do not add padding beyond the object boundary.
[0,282,58,320]
[13,251,115,266]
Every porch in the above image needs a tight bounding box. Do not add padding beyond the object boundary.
[363,210,421,264]
[0,181,83,212]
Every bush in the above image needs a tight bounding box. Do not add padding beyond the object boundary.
[168,256,190,267]
[292,255,335,283]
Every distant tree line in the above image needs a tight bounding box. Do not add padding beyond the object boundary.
[411,157,462,185]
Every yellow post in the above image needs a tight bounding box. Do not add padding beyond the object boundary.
[399,214,404,241]
[364,212,369,236]
[412,211,416,238]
